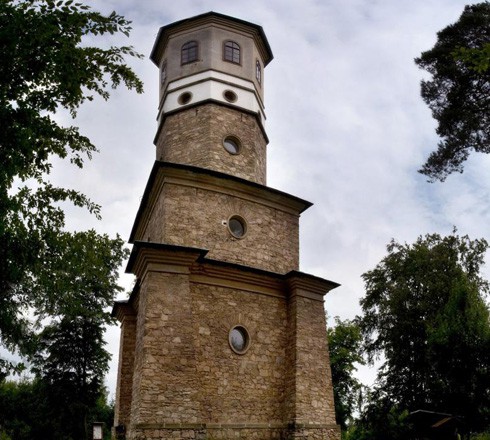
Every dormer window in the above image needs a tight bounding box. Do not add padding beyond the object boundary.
[181,41,198,64]
[224,41,240,64]
[256,60,262,84]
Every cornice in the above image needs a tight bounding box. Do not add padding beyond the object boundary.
[153,100,269,146]
[111,300,136,322]
[129,161,312,243]
[190,259,286,298]
[158,68,266,113]
[286,271,340,296]
[126,242,208,278]
[122,242,340,307]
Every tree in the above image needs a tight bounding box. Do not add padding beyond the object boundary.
[328,317,365,431]
[0,377,114,440]
[358,232,490,432]
[345,392,412,440]
[88,391,114,440]
[453,43,490,73]
[415,2,490,181]
[0,379,38,440]
[30,230,127,440]
[4,229,126,440]
[33,318,110,440]
[0,0,142,372]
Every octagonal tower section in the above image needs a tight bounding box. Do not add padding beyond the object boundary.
[151,12,272,185]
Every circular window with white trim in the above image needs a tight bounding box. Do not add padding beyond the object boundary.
[178,91,192,105]
[227,215,247,239]
[229,325,250,355]
[223,89,238,103]
[223,136,241,155]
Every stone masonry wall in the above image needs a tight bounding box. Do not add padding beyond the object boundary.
[114,315,136,430]
[123,258,340,440]
[284,426,341,440]
[283,295,298,423]
[129,271,202,433]
[155,105,267,185]
[143,183,300,274]
[191,283,288,424]
[288,295,336,425]
[129,425,340,440]
[128,283,147,431]
[129,275,289,430]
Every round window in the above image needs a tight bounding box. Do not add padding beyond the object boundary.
[229,325,250,354]
[223,136,241,155]
[178,91,192,105]
[223,89,238,103]
[228,215,246,239]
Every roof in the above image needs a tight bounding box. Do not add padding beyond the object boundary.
[409,410,465,434]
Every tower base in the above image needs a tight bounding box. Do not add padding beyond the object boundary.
[126,423,340,440]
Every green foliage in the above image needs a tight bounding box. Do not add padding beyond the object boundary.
[0,378,114,440]
[358,231,490,432]
[25,229,129,324]
[471,431,490,440]
[32,317,110,440]
[0,378,51,440]
[1,229,127,436]
[0,2,139,436]
[328,317,365,430]
[88,392,114,440]
[453,43,490,73]
[345,394,412,440]
[415,2,490,181]
[0,0,141,372]
[26,229,127,440]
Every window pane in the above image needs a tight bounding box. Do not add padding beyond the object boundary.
[223,138,239,154]
[182,41,198,64]
[224,41,240,64]
[229,218,244,237]
[230,328,246,351]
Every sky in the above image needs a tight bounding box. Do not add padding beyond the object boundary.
[42,0,490,396]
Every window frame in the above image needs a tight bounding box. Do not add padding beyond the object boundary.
[228,325,251,355]
[227,214,247,239]
[181,40,199,65]
[256,59,262,85]
[223,40,241,65]
[223,136,241,155]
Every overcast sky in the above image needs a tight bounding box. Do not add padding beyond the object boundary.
[45,0,490,395]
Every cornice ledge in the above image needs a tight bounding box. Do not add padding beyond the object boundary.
[190,258,285,297]
[129,161,312,243]
[158,162,312,213]
[288,422,340,430]
[111,300,136,322]
[155,100,269,145]
[285,270,340,298]
[126,241,209,278]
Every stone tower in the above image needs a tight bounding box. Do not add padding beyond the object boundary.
[113,12,340,440]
